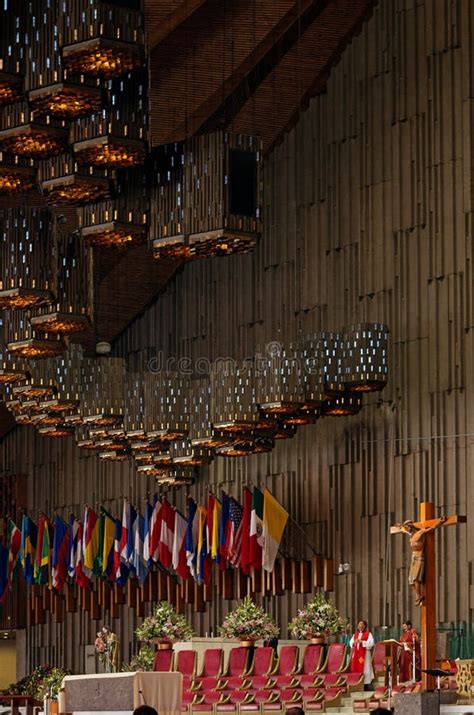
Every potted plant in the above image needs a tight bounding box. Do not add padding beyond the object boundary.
[219,596,279,647]
[288,593,349,644]
[121,645,155,672]
[135,601,194,650]
[39,668,70,714]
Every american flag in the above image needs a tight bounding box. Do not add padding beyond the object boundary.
[227,498,244,567]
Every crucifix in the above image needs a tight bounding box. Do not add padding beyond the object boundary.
[391,501,466,691]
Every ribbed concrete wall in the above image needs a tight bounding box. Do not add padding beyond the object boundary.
[2,0,473,674]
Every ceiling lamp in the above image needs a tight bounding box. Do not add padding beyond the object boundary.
[170,439,213,467]
[72,78,147,168]
[0,321,27,384]
[257,344,304,416]
[323,394,362,417]
[60,1,144,78]
[79,168,147,247]
[0,153,35,194]
[0,4,24,105]
[0,207,55,309]
[99,448,131,461]
[38,425,75,438]
[29,232,92,335]
[343,323,389,392]
[0,102,68,158]
[5,310,65,358]
[211,364,263,435]
[152,133,262,261]
[80,356,125,427]
[38,153,111,205]
[216,436,274,458]
[29,83,102,120]
[155,472,194,488]
[143,372,189,442]
[188,378,228,449]
[322,332,346,396]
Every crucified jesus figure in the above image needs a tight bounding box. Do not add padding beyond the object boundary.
[393,516,447,605]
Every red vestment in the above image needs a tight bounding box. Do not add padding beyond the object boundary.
[398,628,421,682]
[350,628,370,673]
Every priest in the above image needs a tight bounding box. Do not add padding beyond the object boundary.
[349,620,375,689]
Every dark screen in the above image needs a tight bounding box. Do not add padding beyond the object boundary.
[229,149,257,217]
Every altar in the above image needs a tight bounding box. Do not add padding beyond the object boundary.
[61,672,182,715]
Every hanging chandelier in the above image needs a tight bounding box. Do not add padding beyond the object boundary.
[0,2,24,105]
[38,153,112,205]
[5,309,65,358]
[0,153,36,194]
[343,323,388,392]
[256,344,304,417]
[80,356,125,426]
[0,102,68,159]
[143,371,189,442]
[0,320,27,384]
[152,132,262,261]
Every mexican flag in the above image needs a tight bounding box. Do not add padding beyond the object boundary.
[249,487,264,570]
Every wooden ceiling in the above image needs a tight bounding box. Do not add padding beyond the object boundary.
[0,0,374,438]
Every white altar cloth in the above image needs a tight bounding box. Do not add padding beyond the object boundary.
[62,672,182,715]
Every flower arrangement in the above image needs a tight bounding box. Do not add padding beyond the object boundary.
[121,645,155,672]
[135,601,194,644]
[288,594,349,640]
[95,626,119,673]
[37,668,70,701]
[1,665,55,699]
[219,597,279,643]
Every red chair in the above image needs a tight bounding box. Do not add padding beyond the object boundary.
[192,647,224,688]
[279,687,303,705]
[297,644,325,686]
[319,643,348,674]
[303,691,325,710]
[219,646,251,689]
[153,649,173,672]
[174,649,197,690]
[372,642,386,677]
[270,645,300,687]
[345,671,365,691]
[245,646,275,688]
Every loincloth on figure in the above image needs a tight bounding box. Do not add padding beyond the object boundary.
[408,555,425,584]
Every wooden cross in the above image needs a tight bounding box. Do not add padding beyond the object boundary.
[391,501,466,691]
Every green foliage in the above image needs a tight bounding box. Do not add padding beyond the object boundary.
[135,601,194,643]
[219,596,279,641]
[122,645,155,672]
[288,593,350,639]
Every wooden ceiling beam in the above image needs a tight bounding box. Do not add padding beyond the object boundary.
[146,0,208,51]
[166,0,330,142]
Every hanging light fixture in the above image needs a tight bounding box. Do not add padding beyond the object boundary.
[343,323,388,392]
[79,167,147,247]
[0,319,27,384]
[170,439,213,467]
[29,231,93,335]
[0,102,68,158]
[211,364,262,434]
[322,332,346,396]
[0,152,35,194]
[5,309,65,358]
[323,394,362,417]
[152,133,262,261]
[80,356,125,427]
[38,152,111,205]
[0,2,24,105]
[0,207,55,309]
[216,436,274,458]
[188,378,228,449]
[143,371,189,442]
[59,1,145,79]
[72,76,147,169]
[257,343,304,416]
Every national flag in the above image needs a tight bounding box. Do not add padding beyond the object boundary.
[149,498,163,563]
[211,497,221,561]
[133,511,149,585]
[101,509,116,578]
[35,514,53,587]
[21,514,37,585]
[227,498,244,567]
[7,519,21,588]
[119,499,129,565]
[262,489,289,572]
[0,542,8,604]
[126,502,137,569]
[159,498,175,569]
[143,498,152,564]
[172,510,189,580]
[74,521,89,588]
[67,516,79,579]
[240,487,252,575]
[249,487,264,570]
[218,491,230,569]
[185,497,198,579]
[52,515,70,591]
[83,506,99,579]
[197,505,211,585]
[207,493,215,555]
[113,518,128,586]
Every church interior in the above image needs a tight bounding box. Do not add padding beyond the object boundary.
[0,0,473,713]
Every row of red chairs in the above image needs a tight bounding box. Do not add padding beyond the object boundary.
[154,643,366,712]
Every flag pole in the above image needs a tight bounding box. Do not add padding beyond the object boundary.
[286,513,320,556]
